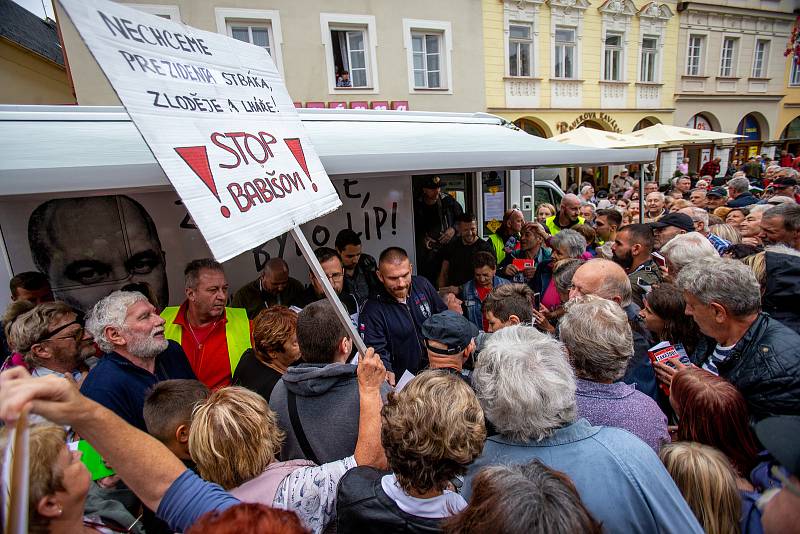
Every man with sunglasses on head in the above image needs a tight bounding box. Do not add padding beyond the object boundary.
[7,301,94,382]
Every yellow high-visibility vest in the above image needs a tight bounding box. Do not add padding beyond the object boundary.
[161,306,250,375]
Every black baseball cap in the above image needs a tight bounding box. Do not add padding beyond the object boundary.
[755,416,800,477]
[707,187,728,198]
[421,311,479,354]
[772,177,798,188]
[649,213,694,232]
[420,175,442,189]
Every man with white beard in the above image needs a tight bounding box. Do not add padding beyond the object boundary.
[81,291,196,430]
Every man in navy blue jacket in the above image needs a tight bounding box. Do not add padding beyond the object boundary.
[359,247,447,385]
[81,290,195,430]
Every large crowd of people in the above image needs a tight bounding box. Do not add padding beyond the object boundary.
[1,165,799,533]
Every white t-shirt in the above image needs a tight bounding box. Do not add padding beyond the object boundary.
[380,473,467,519]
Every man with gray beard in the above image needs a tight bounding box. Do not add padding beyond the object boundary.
[81,291,195,430]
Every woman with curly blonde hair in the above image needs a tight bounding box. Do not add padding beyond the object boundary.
[189,347,388,534]
[336,371,486,532]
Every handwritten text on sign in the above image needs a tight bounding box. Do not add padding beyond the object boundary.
[58,0,341,261]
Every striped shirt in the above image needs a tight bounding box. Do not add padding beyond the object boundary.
[702,343,736,375]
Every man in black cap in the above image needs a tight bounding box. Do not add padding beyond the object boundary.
[705,187,729,211]
[413,175,464,285]
[421,310,478,380]
[755,416,800,534]
[650,212,694,250]
[770,175,799,203]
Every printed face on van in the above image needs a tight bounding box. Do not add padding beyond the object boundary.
[28,195,168,312]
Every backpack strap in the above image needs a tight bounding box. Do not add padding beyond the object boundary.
[287,390,321,465]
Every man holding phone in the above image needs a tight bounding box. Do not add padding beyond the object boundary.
[611,224,662,308]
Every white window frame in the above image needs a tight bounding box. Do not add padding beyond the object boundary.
[639,35,659,83]
[686,33,706,76]
[751,38,770,78]
[227,23,273,57]
[321,13,379,95]
[508,22,533,77]
[122,3,181,21]
[791,60,800,86]
[553,26,577,79]
[402,19,452,93]
[215,9,284,75]
[719,36,739,78]
[602,31,624,81]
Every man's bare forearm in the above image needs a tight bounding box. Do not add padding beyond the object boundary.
[73,398,187,511]
[353,384,386,469]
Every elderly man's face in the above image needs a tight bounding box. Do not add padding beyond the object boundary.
[653,226,684,250]
[568,265,603,301]
[740,211,764,238]
[645,193,664,212]
[580,205,595,221]
[689,190,707,208]
[507,210,525,233]
[644,182,659,195]
[28,196,167,312]
[34,311,94,370]
[677,178,692,192]
[683,292,722,339]
[120,300,168,358]
[706,195,727,209]
[760,216,797,247]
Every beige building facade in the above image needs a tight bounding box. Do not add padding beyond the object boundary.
[672,0,795,174]
[56,0,485,113]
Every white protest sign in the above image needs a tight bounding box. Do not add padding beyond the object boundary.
[57,0,341,262]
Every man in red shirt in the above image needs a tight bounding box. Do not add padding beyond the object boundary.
[699,157,721,179]
[161,259,252,389]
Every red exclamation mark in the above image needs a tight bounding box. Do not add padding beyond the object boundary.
[174,146,231,218]
[284,138,317,192]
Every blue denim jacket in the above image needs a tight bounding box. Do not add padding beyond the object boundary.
[465,419,704,534]
[460,276,509,330]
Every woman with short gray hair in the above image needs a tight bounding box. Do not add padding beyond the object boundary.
[559,296,669,453]
[465,325,706,533]
[530,230,587,310]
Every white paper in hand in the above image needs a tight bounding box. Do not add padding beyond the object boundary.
[394,370,416,392]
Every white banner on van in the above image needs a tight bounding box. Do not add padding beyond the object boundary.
[57,0,341,261]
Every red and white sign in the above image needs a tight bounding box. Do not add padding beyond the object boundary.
[57,0,341,261]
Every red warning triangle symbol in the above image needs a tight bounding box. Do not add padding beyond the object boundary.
[284,138,317,191]
[174,146,220,201]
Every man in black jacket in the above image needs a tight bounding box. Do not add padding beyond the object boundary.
[335,229,381,306]
[674,256,800,420]
[359,247,447,385]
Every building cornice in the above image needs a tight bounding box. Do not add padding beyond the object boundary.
[487,107,676,112]
[677,2,794,20]
[674,94,785,102]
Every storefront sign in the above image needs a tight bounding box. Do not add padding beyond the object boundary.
[556,112,622,134]
[58,0,341,261]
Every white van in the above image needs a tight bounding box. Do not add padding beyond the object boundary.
[0,105,654,306]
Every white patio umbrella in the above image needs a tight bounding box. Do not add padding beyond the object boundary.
[629,123,743,145]
[550,126,665,148]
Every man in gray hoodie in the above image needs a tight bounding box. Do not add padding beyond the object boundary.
[270,299,391,464]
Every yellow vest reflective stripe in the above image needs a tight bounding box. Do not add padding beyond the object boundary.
[161,306,251,375]
[545,215,585,235]
[488,233,506,264]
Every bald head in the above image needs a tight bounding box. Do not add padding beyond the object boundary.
[569,258,632,307]
[560,194,582,225]
[261,257,290,294]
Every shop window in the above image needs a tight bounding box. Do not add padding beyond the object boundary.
[508,23,533,77]
[686,34,704,76]
[640,36,658,82]
[554,27,576,78]
[603,33,623,81]
[719,37,738,77]
[752,40,769,78]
